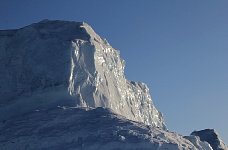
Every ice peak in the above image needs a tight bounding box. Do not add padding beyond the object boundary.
[28,20,104,43]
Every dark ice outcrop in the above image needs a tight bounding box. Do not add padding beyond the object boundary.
[191,129,228,150]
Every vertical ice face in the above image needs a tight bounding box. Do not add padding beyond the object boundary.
[0,20,166,129]
[68,23,166,128]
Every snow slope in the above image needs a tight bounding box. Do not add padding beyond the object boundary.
[0,107,212,150]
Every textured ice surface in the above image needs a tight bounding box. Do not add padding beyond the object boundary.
[0,107,212,150]
[0,20,165,128]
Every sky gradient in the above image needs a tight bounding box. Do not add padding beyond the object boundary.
[1,0,228,143]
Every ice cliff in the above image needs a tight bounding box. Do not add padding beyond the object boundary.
[0,20,165,128]
[0,20,227,150]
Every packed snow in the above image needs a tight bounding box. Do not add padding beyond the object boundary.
[0,107,212,150]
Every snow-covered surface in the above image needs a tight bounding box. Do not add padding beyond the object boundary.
[0,20,165,128]
[0,107,212,150]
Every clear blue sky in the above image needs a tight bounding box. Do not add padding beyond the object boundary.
[1,0,228,143]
